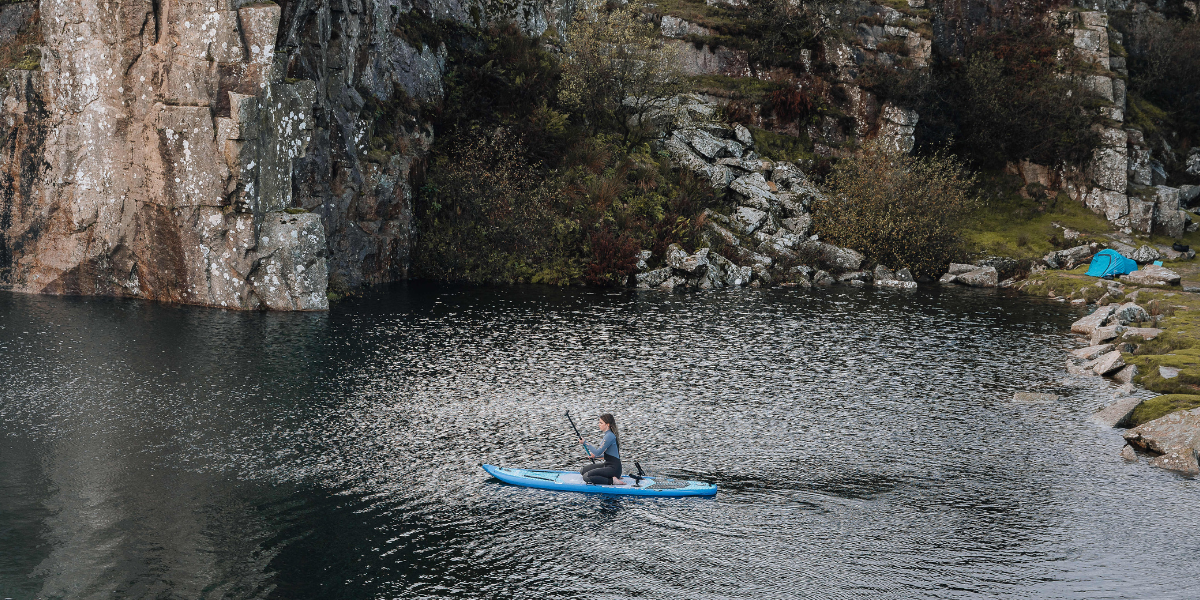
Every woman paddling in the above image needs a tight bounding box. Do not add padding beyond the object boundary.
[578,413,623,485]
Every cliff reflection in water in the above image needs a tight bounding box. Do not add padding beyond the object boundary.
[1,284,1197,599]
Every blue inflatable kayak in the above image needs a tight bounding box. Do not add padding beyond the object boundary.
[482,464,717,497]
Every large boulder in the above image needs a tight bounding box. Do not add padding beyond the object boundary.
[1129,244,1162,264]
[1107,302,1150,325]
[731,206,768,235]
[1121,264,1181,286]
[1044,243,1097,269]
[1122,408,1200,475]
[796,242,864,273]
[1091,396,1144,428]
[1092,350,1126,376]
[635,267,672,288]
[955,266,999,287]
[1071,304,1118,335]
[665,244,709,276]
[730,173,777,211]
[1151,186,1185,239]
[1071,344,1114,360]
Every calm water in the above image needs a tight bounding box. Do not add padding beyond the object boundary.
[0,283,1195,599]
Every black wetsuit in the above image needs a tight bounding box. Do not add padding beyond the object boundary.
[580,431,621,484]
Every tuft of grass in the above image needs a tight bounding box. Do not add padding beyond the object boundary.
[1127,394,1200,427]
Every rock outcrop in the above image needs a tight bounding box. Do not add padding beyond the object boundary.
[0,1,577,309]
[1123,408,1200,475]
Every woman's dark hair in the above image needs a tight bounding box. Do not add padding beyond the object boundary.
[600,413,618,445]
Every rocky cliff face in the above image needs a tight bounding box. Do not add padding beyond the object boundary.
[0,0,572,309]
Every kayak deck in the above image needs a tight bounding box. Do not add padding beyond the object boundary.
[481,464,717,497]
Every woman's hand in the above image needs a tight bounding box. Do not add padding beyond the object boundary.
[578,437,586,446]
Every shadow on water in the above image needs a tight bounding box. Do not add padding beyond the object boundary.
[1,283,1198,599]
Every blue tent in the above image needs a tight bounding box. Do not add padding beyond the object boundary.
[1085,249,1138,277]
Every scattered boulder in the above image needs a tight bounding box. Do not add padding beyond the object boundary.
[1013,392,1059,402]
[813,270,835,286]
[635,267,672,289]
[974,256,1019,280]
[1122,327,1162,340]
[1091,396,1144,428]
[955,266,999,287]
[731,206,768,235]
[1121,264,1181,286]
[895,268,914,282]
[665,244,709,276]
[1129,244,1162,264]
[939,272,959,284]
[1090,325,1126,345]
[635,250,652,271]
[1107,302,1150,325]
[837,270,872,286]
[1092,350,1126,376]
[1071,304,1118,335]
[1044,244,1097,269]
[1113,364,1138,384]
[947,263,977,275]
[873,265,895,282]
[1071,344,1114,360]
[1123,408,1200,475]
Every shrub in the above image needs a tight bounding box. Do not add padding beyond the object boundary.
[413,129,562,283]
[915,25,1102,167]
[559,0,685,136]
[585,228,640,286]
[812,139,978,277]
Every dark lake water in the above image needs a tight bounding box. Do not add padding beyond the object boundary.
[1,283,1196,599]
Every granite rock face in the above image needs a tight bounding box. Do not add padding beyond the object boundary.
[0,0,570,309]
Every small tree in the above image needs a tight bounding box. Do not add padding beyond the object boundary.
[558,0,685,135]
[812,140,978,278]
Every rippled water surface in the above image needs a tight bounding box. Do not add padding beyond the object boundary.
[1,283,1196,599]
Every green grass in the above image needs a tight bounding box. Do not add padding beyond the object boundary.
[653,0,747,34]
[749,126,814,163]
[1127,394,1200,427]
[689,75,781,101]
[965,173,1114,259]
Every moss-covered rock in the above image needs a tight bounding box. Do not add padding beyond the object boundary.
[1127,394,1200,427]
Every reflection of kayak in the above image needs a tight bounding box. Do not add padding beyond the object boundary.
[481,464,717,497]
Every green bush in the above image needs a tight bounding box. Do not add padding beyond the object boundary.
[812,139,978,277]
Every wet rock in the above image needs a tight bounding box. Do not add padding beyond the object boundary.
[1092,396,1144,428]
[1071,304,1118,335]
[837,270,872,285]
[896,268,914,282]
[974,256,1019,281]
[1121,265,1181,286]
[1113,364,1138,384]
[635,250,652,271]
[1129,245,1162,264]
[939,273,959,284]
[796,242,863,273]
[1013,392,1059,402]
[1092,350,1126,376]
[1071,344,1114,360]
[1123,408,1200,475]
[1121,444,1138,461]
[813,270,835,286]
[635,267,673,289]
[955,266,999,287]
